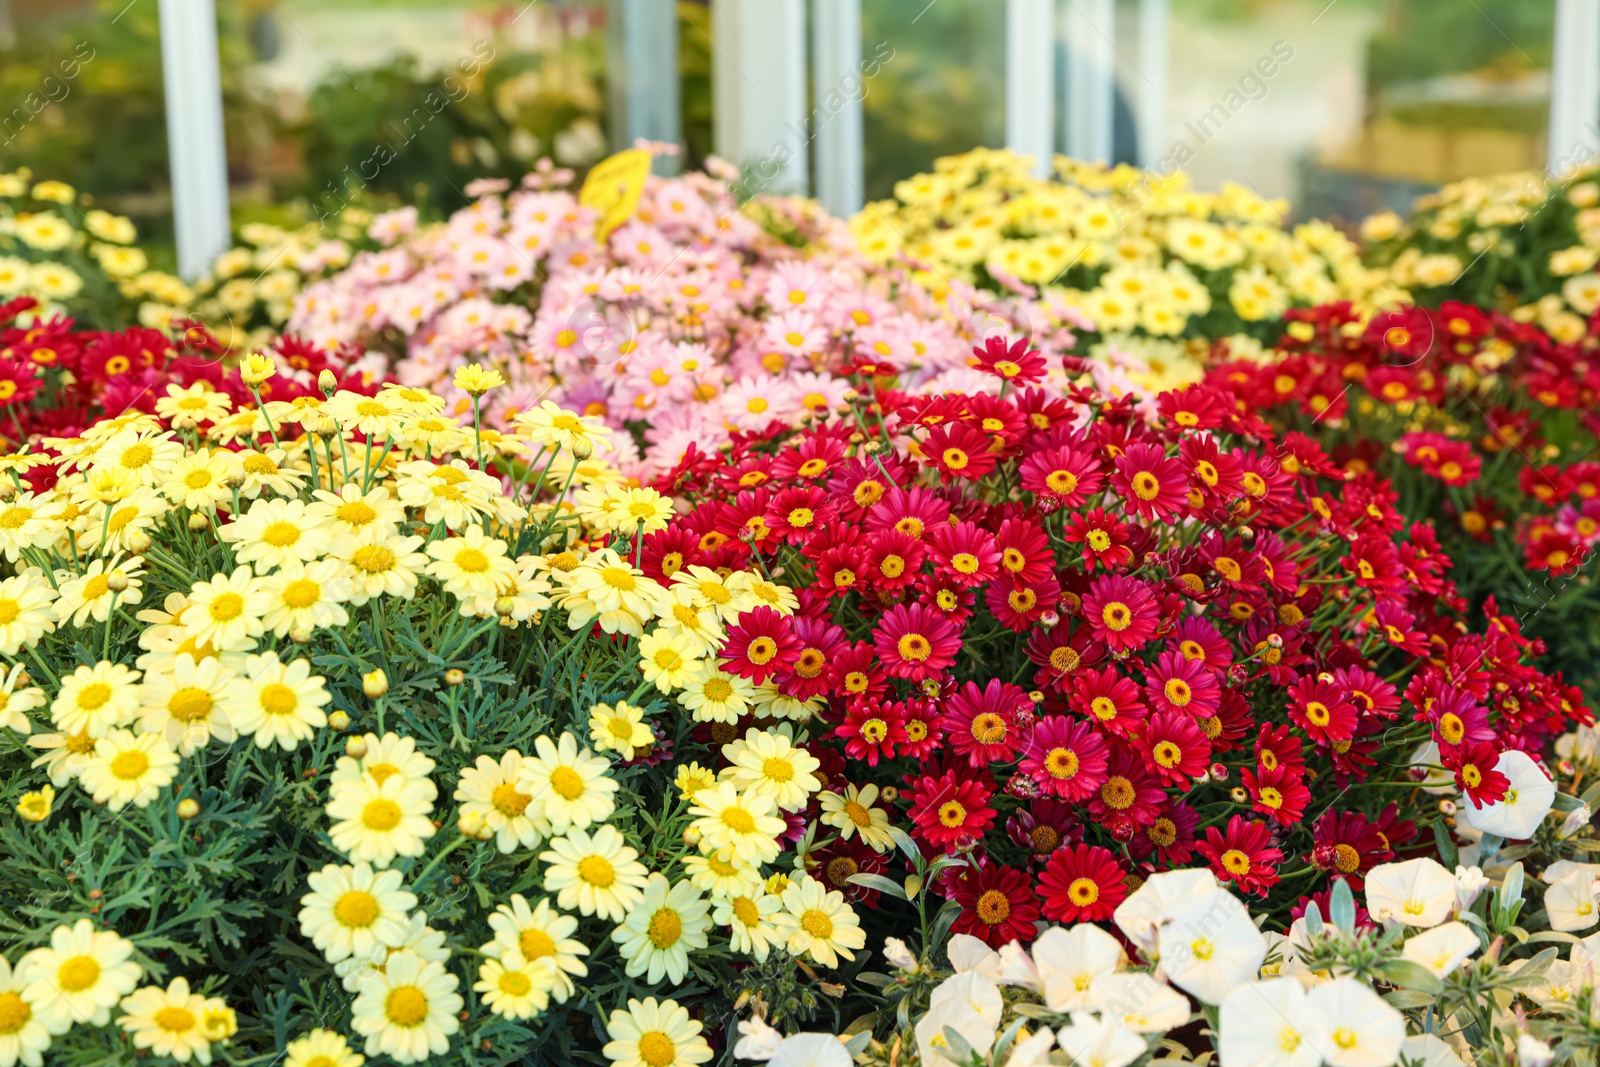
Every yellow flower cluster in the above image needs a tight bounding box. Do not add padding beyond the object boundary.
[851,147,1398,344]
[0,918,236,1066]
[0,172,163,324]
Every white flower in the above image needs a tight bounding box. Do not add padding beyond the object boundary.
[882,936,918,973]
[1055,1013,1148,1067]
[1156,886,1268,1005]
[769,1035,851,1067]
[1454,865,1489,911]
[1113,867,1220,953]
[1517,1035,1554,1067]
[733,1016,783,1061]
[915,998,995,1067]
[1560,802,1594,839]
[928,971,1003,1031]
[1029,924,1123,1012]
[1090,971,1190,1033]
[946,933,1002,978]
[1545,869,1599,932]
[1365,858,1457,927]
[1461,750,1556,839]
[1400,1035,1464,1067]
[1219,978,1327,1067]
[1401,921,1479,977]
[1305,976,1406,1067]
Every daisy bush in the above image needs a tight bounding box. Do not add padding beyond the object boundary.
[1359,165,1600,340]
[282,155,1088,482]
[0,360,891,1065]
[1200,300,1600,691]
[0,173,174,331]
[848,148,1397,359]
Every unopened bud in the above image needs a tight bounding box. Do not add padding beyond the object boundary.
[1230,787,1250,804]
[290,627,312,645]
[444,668,465,687]
[362,669,389,699]
[105,570,130,593]
[879,786,899,803]
[1438,799,1457,816]
[345,737,369,760]
[188,512,210,531]
[328,710,350,731]
[494,597,516,618]
[1209,762,1229,781]
[457,810,489,838]
[682,826,701,847]
[318,369,338,395]
[127,531,152,554]
[1039,609,1060,629]
[1266,633,1284,649]
[177,798,200,820]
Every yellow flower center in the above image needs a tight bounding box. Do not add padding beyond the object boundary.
[111,750,150,780]
[334,890,380,928]
[385,986,429,1027]
[549,766,586,801]
[362,799,403,831]
[647,907,683,948]
[578,855,616,887]
[56,956,101,993]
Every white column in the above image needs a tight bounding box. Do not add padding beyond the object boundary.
[607,0,682,175]
[1006,0,1056,176]
[1549,0,1600,177]
[159,0,231,280]
[1063,0,1115,165]
[1137,0,1169,171]
[713,0,809,195]
[812,0,864,217]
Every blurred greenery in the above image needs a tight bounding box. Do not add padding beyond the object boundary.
[860,0,1005,201]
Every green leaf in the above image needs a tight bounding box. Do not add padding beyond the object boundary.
[1377,959,1444,994]
[1551,792,1586,812]
[904,874,923,900]
[1434,820,1460,871]
[1303,900,1325,937]
[940,1025,979,1066]
[1384,989,1439,1009]
[1330,878,1356,934]
[847,872,907,901]
[1478,832,1505,867]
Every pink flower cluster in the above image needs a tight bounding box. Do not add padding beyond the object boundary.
[290,165,1092,476]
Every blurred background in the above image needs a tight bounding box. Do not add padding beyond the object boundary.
[0,0,1564,267]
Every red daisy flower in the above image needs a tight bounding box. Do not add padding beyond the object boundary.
[1143,650,1221,718]
[985,574,1060,633]
[899,700,943,760]
[1007,799,1082,863]
[1254,724,1307,777]
[907,770,997,851]
[764,485,836,546]
[1443,740,1510,808]
[772,434,849,482]
[829,642,889,701]
[833,697,907,765]
[829,454,910,521]
[1038,843,1128,923]
[1111,442,1189,522]
[1026,627,1105,692]
[1087,748,1166,830]
[1061,508,1134,570]
[874,602,962,681]
[993,518,1055,587]
[1414,684,1494,747]
[864,530,926,593]
[1306,809,1394,885]
[866,486,949,541]
[1134,711,1211,787]
[1130,800,1199,867]
[1196,815,1282,896]
[1286,675,1358,745]
[929,521,1001,588]
[1020,716,1109,801]
[1241,763,1310,826]
[1081,574,1159,653]
[814,545,869,597]
[776,616,849,700]
[1335,666,1401,721]
[1070,667,1149,739]
[1019,444,1104,509]
[810,837,889,904]
[972,334,1048,386]
[720,605,801,685]
[942,679,1031,768]
[923,421,998,482]
[951,862,1042,947]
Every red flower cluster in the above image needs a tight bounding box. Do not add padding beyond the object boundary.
[654,332,1587,943]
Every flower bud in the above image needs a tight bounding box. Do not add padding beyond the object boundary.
[1437,798,1457,816]
[682,826,701,847]
[458,810,488,838]
[1209,762,1229,781]
[1039,609,1060,629]
[127,531,152,554]
[318,369,338,395]
[444,668,465,687]
[177,798,200,820]
[345,737,369,760]
[290,627,312,645]
[1230,787,1249,804]
[879,786,898,803]
[494,597,516,618]
[328,710,350,731]
[105,570,130,593]
[188,512,210,531]
[362,669,389,699]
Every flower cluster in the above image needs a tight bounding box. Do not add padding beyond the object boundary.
[284,158,1088,480]
[850,147,1397,357]
[644,329,1583,949]
[1201,299,1600,692]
